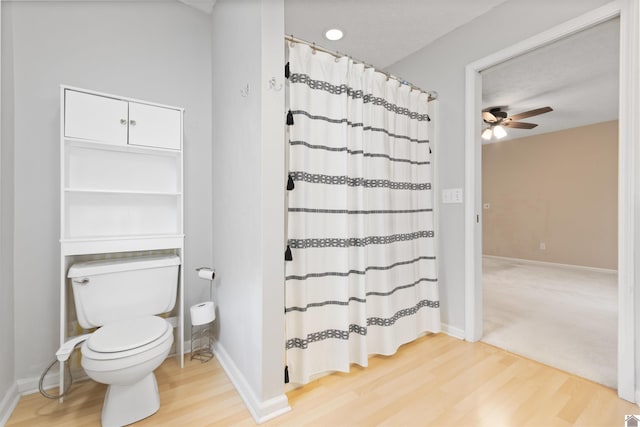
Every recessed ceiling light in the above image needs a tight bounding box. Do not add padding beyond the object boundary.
[325,28,344,41]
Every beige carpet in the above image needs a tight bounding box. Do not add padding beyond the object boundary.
[482,256,617,388]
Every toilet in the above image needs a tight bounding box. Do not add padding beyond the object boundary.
[67,255,181,427]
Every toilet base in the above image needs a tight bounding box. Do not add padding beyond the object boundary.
[101,372,160,427]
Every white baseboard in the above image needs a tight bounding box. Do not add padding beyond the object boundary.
[212,342,290,424]
[483,255,617,275]
[17,342,191,398]
[0,383,20,427]
[16,371,59,396]
[441,323,465,340]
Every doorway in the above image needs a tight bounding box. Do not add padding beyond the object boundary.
[478,19,619,388]
[464,1,638,402]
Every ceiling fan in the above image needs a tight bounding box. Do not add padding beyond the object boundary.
[481,106,553,140]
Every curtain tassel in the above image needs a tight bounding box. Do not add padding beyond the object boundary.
[285,62,290,79]
[284,366,290,384]
[285,245,293,261]
[287,174,295,190]
[286,110,294,125]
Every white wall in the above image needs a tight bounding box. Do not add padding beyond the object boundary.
[3,0,212,383]
[0,2,17,418]
[387,0,613,332]
[211,0,288,421]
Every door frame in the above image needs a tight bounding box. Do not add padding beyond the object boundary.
[464,0,639,402]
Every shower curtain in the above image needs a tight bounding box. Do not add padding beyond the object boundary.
[285,42,440,385]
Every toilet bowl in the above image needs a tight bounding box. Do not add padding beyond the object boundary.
[81,316,173,427]
[67,255,181,427]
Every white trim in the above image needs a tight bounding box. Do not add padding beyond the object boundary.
[617,0,639,404]
[464,65,482,343]
[0,383,19,427]
[441,324,465,340]
[483,255,618,275]
[60,84,184,112]
[16,373,59,396]
[464,0,637,403]
[15,369,88,396]
[255,396,292,424]
[212,342,291,424]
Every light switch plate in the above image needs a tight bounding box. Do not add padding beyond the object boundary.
[442,188,463,204]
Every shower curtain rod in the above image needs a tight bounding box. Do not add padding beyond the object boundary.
[285,35,438,101]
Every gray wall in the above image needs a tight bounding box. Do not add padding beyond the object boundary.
[211,0,286,410]
[387,0,613,331]
[3,0,212,381]
[0,2,16,406]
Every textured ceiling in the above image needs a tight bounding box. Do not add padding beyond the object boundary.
[481,18,619,142]
[284,0,510,69]
[284,2,619,142]
[186,2,619,142]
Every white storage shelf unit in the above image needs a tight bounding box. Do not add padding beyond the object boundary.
[59,85,186,373]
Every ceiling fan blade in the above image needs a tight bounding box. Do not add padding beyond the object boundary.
[504,121,538,129]
[508,106,553,121]
[482,111,498,122]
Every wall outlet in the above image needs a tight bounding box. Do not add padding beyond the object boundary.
[539,242,546,250]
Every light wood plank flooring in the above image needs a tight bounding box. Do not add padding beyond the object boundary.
[7,334,638,426]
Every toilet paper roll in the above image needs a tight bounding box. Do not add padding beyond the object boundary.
[198,268,215,281]
[190,301,216,326]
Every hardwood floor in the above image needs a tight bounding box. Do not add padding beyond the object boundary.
[7,334,638,426]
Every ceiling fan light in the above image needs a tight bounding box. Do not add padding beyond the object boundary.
[481,128,493,140]
[493,125,507,139]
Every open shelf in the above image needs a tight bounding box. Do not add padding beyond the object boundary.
[64,143,180,194]
[64,137,181,154]
[64,188,182,196]
[61,235,185,256]
[63,191,181,239]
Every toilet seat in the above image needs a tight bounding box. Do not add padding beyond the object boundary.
[82,316,172,362]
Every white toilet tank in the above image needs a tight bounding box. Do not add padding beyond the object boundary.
[68,255,181,329]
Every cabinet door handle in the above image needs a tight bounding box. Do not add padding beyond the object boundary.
[129,119,137,126]
[120,119,127,125]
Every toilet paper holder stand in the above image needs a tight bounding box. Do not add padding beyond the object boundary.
[196,267,215,299]
[191,267,216,362]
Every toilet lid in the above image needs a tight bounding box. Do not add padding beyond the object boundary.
[87,316,169,353]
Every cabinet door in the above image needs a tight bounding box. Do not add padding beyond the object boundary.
[128,102,181,150]
[64,90,129,145]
